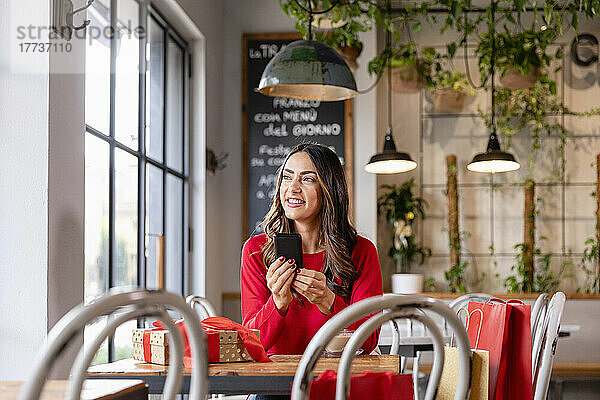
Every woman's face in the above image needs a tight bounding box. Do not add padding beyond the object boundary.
[279,152,322,225]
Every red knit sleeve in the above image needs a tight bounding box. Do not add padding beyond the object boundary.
[240,236,287,351]
[330,236,383,353]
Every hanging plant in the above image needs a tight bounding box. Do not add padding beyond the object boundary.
[279,0,380,43]
[369,44,441,93]
[476,26,560,89]
[427,70,474,113]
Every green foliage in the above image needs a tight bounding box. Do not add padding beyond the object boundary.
[377,179,431,273]
[504,242,574,293]
[445,261,468,293]
[429,69,473,93]
[479,77,600,181]
[425,277,437,291]
[377,178,427,224]
[476,27,560,84]
[579,237,600,293]
[279,0,379,48]
[367,43,441,86]
[444,229,471,293]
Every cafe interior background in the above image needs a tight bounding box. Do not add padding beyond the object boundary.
[1,0,600,397]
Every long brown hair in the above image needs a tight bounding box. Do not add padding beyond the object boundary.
[260,143,358,299]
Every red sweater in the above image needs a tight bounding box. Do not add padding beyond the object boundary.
[240,234,383,355]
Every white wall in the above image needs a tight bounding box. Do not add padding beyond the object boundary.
[168,0,224,312]
[0,0,84,380]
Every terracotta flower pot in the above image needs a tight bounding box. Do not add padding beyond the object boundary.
[499,66,540,90]
[336,44,362,73]
[430,88,467,113]
[390,64,426,93]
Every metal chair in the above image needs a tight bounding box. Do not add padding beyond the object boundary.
[292,295,473,400]
[533,291,566,400]
[19,288,209,400]
[187,294,217,320]
[531,293,550,355]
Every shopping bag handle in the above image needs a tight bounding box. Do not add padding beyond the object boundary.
[485,298,525,305]
[451,307,483,350]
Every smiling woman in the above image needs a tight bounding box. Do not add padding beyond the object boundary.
[240,143,383,369]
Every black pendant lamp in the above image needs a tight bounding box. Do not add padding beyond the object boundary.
[467,2,520,174]
[365,14,416,175]
[258,1,357,101]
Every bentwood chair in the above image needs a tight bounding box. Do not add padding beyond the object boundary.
[531,293,550,352]
[19,288,209,400]
[187,294,218,320]
[292,295,473,400]
[533,291,566,400]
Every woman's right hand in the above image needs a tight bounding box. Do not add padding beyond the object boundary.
[266,256,296,314]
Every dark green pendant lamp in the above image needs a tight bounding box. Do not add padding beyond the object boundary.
[258,1,357,101]
[467,1,520,174]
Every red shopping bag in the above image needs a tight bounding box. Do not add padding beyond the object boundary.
[468,299,532,400]
[308,370,413,400]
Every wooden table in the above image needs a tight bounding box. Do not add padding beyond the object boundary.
[88,355,400,395]
[0,380,147,400]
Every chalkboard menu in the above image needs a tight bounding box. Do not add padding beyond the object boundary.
[242,33,353,239]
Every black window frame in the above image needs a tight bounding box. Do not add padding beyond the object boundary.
[84,0,190,362]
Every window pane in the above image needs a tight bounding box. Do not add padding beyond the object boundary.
[114,0,140,149]
[114,318,135,361]
[166,37,184,172]
[85,316,108,366]
[85,0,111,134]
[145,164,163,289]
[85,133,109,301]
[146,18,164,162]
[165,174,182,293]
[114,149,138,288]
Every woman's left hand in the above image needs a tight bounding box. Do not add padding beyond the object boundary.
[292,269,335,315]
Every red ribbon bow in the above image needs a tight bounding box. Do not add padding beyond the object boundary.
[152,316,271,367]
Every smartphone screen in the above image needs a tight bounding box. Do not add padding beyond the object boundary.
[274,233,303,269]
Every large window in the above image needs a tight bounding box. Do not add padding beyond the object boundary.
[84,0,189,363]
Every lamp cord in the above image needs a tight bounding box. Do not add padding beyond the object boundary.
[490,0,496,138]
[386,0,392,129]
[308,0,312,40]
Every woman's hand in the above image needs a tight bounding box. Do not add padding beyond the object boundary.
[292,269,336,315]
[266,256,296,315]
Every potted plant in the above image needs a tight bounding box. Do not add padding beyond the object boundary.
[477,27,559,90]
[428,70,474,113]
[280,0,378,34]
[369,44,438,93]
[315,28,364,73]
[377,179,431,293]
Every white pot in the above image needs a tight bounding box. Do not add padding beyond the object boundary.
[391,273,424,294]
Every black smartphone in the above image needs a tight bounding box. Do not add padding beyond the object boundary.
[274,233,303,269]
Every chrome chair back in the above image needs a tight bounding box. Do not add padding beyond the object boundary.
[19,289,209,400]
[291,295,473,400]
[186,294,217,320]
[530,292,550,360]
[533,291,566,400]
